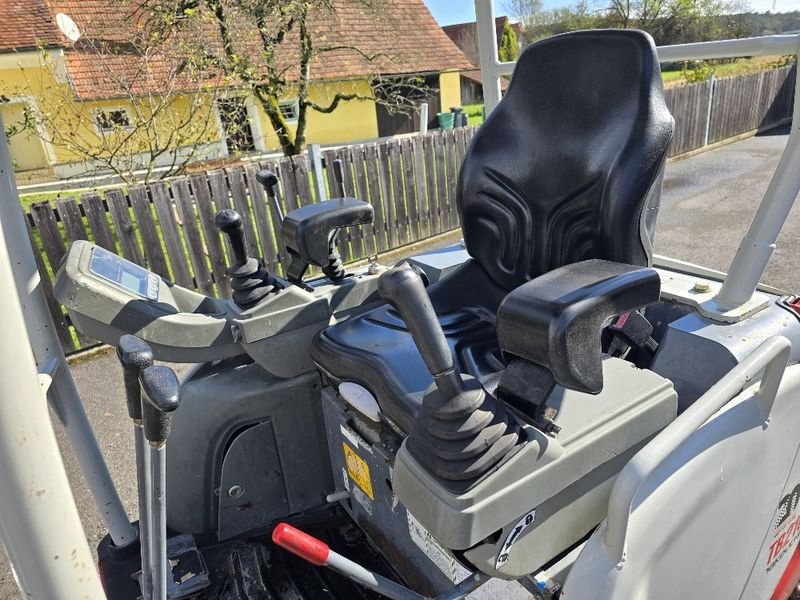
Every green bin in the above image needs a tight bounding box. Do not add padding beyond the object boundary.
[437,112,455,130]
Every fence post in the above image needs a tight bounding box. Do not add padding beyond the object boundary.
[703,74,716,147]
[308,143,327,202]
[419,103,429,135]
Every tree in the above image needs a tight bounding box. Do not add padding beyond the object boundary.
[13,35,228,184]
[141,0,427,157]
[499,20,519,62]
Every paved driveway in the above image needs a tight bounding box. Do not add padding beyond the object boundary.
[0,125,796,598]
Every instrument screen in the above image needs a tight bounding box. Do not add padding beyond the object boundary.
[89,246,159,300]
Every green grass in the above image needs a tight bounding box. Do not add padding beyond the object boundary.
[463,103,485,126]
[19,184,128,207]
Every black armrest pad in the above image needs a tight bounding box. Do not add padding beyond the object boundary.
[496,259,660,394]
[282,197,373,267]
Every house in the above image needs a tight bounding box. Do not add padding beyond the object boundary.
[0,0,470,181]
[442,16,521,104]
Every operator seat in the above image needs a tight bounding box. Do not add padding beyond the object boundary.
[312,29,674,433]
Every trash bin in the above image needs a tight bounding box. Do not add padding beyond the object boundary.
[450,106,466,127]
[437,112,455,130]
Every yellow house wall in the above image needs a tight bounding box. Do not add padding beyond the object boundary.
[256,79,378,152]
[438,70,463,111]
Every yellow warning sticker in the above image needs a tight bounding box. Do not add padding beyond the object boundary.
[343,442,374,500]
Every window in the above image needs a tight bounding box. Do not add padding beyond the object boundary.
[279,100,299,122]
[95,109,132,132]
[217,98,256,154]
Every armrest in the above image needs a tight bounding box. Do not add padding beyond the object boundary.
[281,197,374,282]
[497,259,661,394]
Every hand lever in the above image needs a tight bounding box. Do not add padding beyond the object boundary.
[140,365,181,600]
[215,208,280,308]
[116,335,154,599]
[256,170,283,222]
[215,209,248,267]
[378,264,462,397]
[378,264,521,485]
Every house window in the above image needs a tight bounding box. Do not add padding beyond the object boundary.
[95,109,132,132]
[279,100,299,122]
[217,98,256,154]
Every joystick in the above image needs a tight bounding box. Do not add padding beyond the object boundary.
[377,264,522,485]
[216,208,281,309]
[255,170,283,222]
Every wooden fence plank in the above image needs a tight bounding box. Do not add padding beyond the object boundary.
[172,177,214,296]
[277,159,299,213]
[189,173,230,296]
[365,144,388,253]
[412,136,429,239]
[292,154,313,204]
[128,186,170,278]
[339,147,364,260]
[389,141,408,246]
[433,134,451,232]
[444,130,459,230]
[30,201,65,269]
[400,139,419,243]
[351,145,375,257]
[56,197,87,244]
[226,167,260,261]
[82,193,116,252]
[423,134,440,236]
[244,164,280,275]
[150,182,193,288]
[106,190,143,265]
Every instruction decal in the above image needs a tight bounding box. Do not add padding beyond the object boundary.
[767,483,800,571]
[496,509,536,570]
[342,442,374,500]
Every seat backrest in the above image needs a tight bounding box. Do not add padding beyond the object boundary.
[457,29,674,291]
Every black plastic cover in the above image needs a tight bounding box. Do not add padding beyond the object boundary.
[116,335,154,421]
[497,259,660,394]
[458,29,673,290]
[282,198,373,268]
[140,365,181,444]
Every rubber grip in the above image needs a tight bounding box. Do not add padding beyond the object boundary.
[272,523,330,566]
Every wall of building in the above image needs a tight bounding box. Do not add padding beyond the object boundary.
[438,70,463,111]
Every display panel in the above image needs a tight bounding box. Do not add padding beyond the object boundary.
[89,246,159,300]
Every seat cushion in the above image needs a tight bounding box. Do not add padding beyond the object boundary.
[312,261,506,432]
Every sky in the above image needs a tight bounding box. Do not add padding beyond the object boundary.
[421,0,800,26]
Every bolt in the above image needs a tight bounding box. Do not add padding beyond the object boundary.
[228,485,244,498]
[692,281,711,293]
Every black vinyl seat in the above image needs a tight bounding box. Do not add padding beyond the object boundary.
[312,29,674,433]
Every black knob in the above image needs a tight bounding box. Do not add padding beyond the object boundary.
[116,335,154,421]
[216,208,248,266]
[378,264,462,396]
[139,365,180,446]
[331,159,346,197]
[256,170,279,199]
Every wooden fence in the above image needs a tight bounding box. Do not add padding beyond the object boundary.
[23,64,796,354]
[25,127,476,353]
[664,64,796,156]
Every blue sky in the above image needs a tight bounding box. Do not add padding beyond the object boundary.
[422,0,800,25]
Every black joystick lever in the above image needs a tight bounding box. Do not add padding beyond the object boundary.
[216,208,280,309]
[255,170,283,222]
[377,264,522,487]
[140,365,180,600]
[116,335,154,599]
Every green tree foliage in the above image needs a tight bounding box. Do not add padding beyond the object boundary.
[505,0,756,46]
[498,20,519,61]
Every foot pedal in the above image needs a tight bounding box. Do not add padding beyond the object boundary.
[133,534,210,599]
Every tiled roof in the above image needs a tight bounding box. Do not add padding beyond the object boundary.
[0,0,59,51]
[21,0,471,99]
[442,16,522,59]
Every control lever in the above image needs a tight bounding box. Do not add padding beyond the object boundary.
[272,523,489,600]
[216,209,280,309]
[377,265,521,485]
[140,365,181,600]
[255,170,284,222]
[116,335,155,600]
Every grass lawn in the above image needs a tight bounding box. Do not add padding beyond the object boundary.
[661,55,793,88]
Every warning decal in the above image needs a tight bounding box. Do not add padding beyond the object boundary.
[343,442,374,500]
